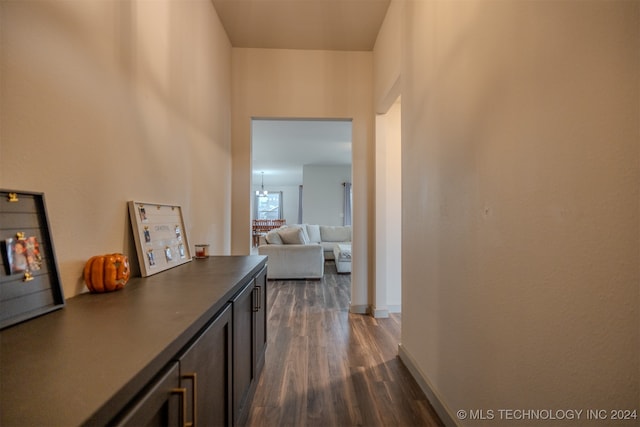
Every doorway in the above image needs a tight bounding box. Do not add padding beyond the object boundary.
[251,118,353,228]
[374,97,402,316]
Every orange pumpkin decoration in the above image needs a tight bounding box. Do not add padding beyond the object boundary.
[84,253,130,293]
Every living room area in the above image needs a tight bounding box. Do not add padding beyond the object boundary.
[251,119,354,280]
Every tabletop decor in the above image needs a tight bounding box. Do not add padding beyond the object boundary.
[128,201,192,277]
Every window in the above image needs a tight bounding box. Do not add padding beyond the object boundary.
[255,192,283,220]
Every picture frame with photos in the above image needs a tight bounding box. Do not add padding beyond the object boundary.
[0,190,65,329]
[128,201,192,277]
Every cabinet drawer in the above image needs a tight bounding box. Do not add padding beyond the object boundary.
[114,362,183,427]
[179,303,233,427]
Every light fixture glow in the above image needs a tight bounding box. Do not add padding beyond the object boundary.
[256,172,268,197]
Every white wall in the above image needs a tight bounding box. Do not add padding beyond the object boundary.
[231,48,374,313]
[0,0,232,298]
[383,1,639,425]
[302,165,351,226]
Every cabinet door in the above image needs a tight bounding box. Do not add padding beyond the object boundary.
[114,362,183,427]
[232,281,255,424]
[254,266,268,375]
[179,303,233,427]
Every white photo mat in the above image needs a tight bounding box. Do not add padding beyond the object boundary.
[128,201,192,277]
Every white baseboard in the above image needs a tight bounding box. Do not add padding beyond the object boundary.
[349,304,369,314]
[351,305,401,317]
[372,307,389,318]
[387,304,401,313]
[397,344,459,427]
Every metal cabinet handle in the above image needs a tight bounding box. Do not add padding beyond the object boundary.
[253,287,258,312]
[171,387,188,427]
[182,373,197,427]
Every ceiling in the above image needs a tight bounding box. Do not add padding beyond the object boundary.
[211,0,391,51]
[212,0,389,188]
[252,119,352,187]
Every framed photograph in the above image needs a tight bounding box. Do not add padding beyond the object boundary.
[128,201,192,277]
[5,236,42,274]
[0,190,65,329]
[5,237,28,274]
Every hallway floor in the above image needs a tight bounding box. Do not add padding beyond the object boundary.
[244,261,443,426]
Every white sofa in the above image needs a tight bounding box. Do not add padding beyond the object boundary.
[258,224,351,279]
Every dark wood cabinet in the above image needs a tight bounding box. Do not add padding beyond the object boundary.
[114,303,235,427]
[113,264,265,427]
[232,266,268,425]
[115,363,183,427]
[232,280,256,424]
[0,256,267,427]
[254,266,267,374]
[179,303,233,427]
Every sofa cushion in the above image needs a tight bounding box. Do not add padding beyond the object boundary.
[265,229,283,245]
[305,224,322,243]
[320,225,351,242]
[278,226,308,244]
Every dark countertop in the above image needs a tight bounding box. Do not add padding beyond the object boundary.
[0,255,267,427]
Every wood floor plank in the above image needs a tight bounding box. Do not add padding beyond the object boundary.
[244,262,443,427]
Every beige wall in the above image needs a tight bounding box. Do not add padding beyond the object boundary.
[374,98,402,316]
[389,0,639,425]
[0,0,232,298]
[373,0,403,318]
[373,0,402,114]
[231,48,374,311]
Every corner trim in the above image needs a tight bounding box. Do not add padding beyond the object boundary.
[376,75,401,114]
[397,344,459,427]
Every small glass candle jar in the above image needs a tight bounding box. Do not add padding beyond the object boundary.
[195,244,209,259]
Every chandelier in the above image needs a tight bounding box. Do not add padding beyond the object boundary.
[256,172,268,197]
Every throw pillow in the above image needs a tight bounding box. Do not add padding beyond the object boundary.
[289,224,311,243]
[278,226,306,244]
[306,224,321,243]
[265,229,283,245]
[293,225,310,244]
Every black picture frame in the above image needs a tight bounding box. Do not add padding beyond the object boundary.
[0,190,65,329]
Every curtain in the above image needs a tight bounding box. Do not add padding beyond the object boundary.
[297,185,303,224]
[343,182,352,226]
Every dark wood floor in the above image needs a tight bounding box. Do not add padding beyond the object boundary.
[244,262,444,427]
